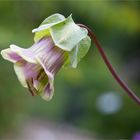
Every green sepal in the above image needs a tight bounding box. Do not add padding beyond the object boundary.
[32,13,65,42]
[33,13,91,68]
[50,15,88,51]
[64,36,91,68]
[33,14,88,52]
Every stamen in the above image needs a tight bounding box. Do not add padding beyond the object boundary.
[37,75,48,94]
[26,78,38,96]
[37,69,45,81]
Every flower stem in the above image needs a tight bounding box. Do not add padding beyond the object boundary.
[78,24,140,105]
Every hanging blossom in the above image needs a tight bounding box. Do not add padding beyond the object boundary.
[1,14,91,101]
[1,13,140,105]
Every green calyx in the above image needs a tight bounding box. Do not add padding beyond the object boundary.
[32,13,91,68]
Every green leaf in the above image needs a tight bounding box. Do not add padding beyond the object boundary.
[50,15,88,51]
[68,36,91,68]
[41,13,65,25]
[33,13,91,68]
[32,13,65,42]
[33,30,50,43]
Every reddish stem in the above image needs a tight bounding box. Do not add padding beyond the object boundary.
[78,24,140,105]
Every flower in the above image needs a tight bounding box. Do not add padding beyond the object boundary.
[1,37,67,100]
[1,14,91,101]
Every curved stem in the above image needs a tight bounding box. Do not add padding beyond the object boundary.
[78,24,140,105]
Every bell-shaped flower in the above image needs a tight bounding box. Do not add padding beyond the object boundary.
[1,14,91,101]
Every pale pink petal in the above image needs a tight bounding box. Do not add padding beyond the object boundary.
[1,36,67,101]
[36,57,54,100]
[1,48,22,63]
[14,60,41,88]
[10,37,54,64]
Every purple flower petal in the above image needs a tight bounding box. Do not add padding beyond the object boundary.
[10,37,54,64]
[14,60,42,88]
[1,48,22,63]
[1,36,68,101]
[36,57,54,100]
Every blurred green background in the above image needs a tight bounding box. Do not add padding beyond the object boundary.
[0,1,140,139]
